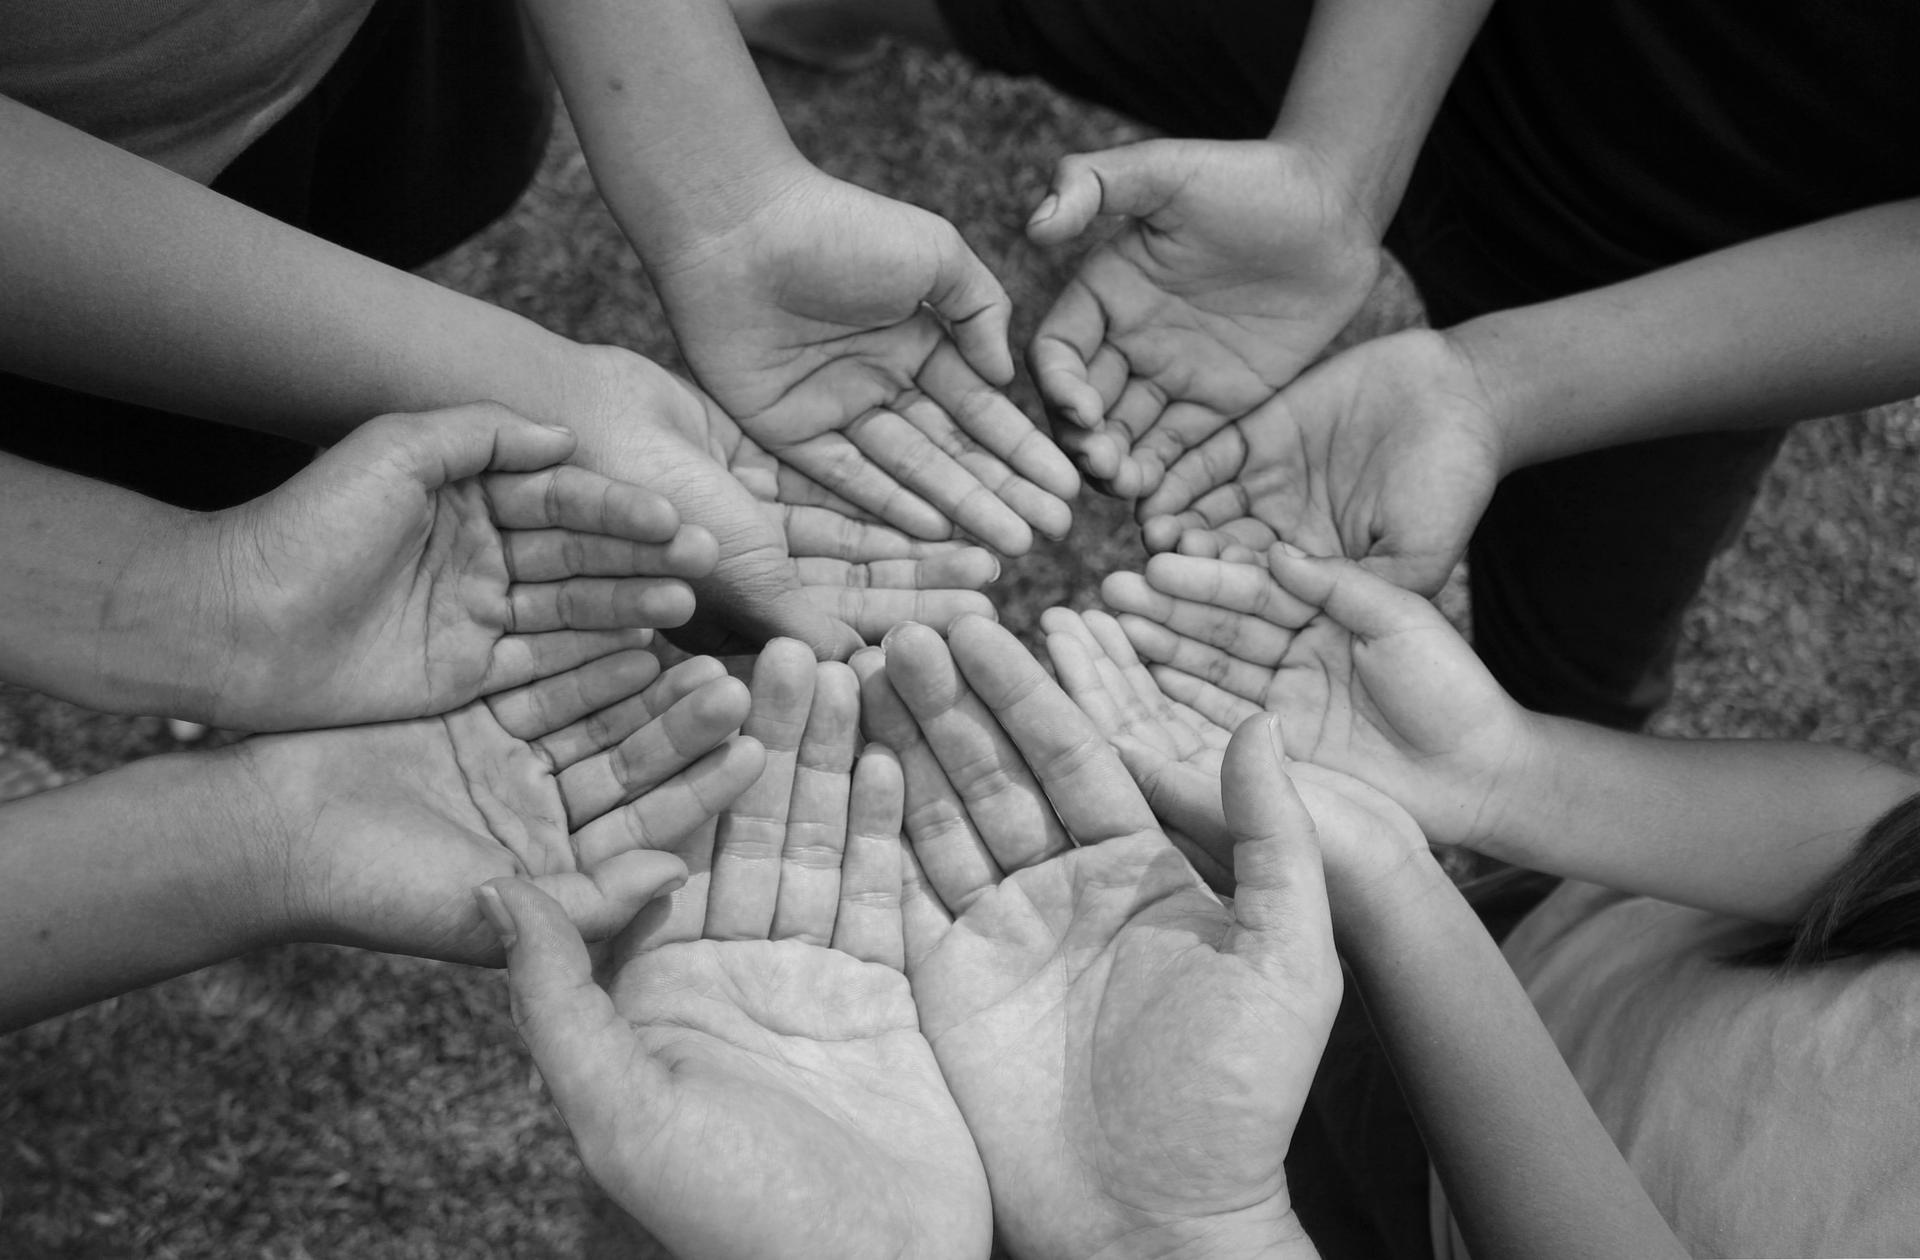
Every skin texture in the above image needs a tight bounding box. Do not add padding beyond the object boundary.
[189,404,716,730]
[1134,328,1505,597]
[488,648,992,1259]
[868,617,1339,1260]
[248,650,768,963]
[1029,140,1380,501]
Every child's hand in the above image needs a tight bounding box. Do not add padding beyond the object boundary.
[1043,606,1429,918]
[202,403,715,730]
[1099,548,1536,849]
[1136,327,1506,598]
[1028,138,1382,500]
[648,167,1079,556]
[239,650,767,964]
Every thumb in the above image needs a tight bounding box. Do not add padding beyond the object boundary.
[479,878,661,1122]
[1027,141,1188,246]
[369,403,579,487]
[924,224,1016,387]
[1219,715,1337,984]
[1266,546,1444,642]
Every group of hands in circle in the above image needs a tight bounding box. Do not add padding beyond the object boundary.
[185,132,1546,1260]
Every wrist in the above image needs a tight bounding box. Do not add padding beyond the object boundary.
[1332,842,1456,956]
[93,500,232,722]
[1086,1202,1314,1260]
[154,746,300,952]
[623,147,817,279]
[1442,312,1550,475]
[1255,132,1390,243]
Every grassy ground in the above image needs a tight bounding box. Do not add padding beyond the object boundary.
[3,43,1918,1259]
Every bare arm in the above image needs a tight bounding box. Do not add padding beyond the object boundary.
[0,94,594,442]
[1339,847,1690,1260]
[1269,0,1493,232]
[1484,717,1920,923]
[1455,199,1920,469]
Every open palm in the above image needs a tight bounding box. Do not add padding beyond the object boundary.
[1029,140,1381,500]
[872,616,1339,1260]
[1135,328,1505,596]
[1102,548,1532,848]
[654,170,1078,555]
[215,404,713,730]
[246,650,764,963]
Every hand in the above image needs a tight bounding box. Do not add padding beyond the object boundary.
[203,404,715,730]
[1100,546,1534,848]
[870,616,1340,1260]
[1044,602,1435,917]
[1136,327,1505,596]
[652,168,1080,554]
[1027,139,1382,501]
[485,742,992,1260]
[573,349,1000,657]
[242,649,767,963]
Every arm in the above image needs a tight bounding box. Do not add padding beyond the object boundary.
[0,653,767,1033]
[1336,845,1689,1260]
[1267,0,1492,234]
[1484,717,1920,924]
[1457,199,1920,469]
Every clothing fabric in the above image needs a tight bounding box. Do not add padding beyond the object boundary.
[0,0,553,510]
[1430,882,1920,1258]
[934,0,1920,729]
[0,0,374,184]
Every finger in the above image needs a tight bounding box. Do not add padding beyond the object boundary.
[884,621,1073,872]
[899,841,955,975]
[571,734,767,867]
[945,614,1162,844]
[1118,614,1277,704]
[1025,141,1183,246]
[368,404,576,485]
[769,662,861,946]
[524,848,691,943]
[804,585,998,642]
[852,645,1004,912]
[1149,664,1266,734]
[919,341,1080,503]
[1220,715,1338,988]
[1042,616,1128,736]
[843,406,1035,555]
[704,640,818,940]
[794,550,1000,592]
[503,528,718,582]
[483,877,661,1123]
[1029,279,1111,430]
[1266,547,1443,640]
[484,635,659,731]
[780,504,991,563]
[831,746,907,970]
[922,228,1016,387]
[775,430,957,542]
[893,390,1073,546]
[533,655,728,769]
[558,674,753,828]
[1138,424,1254,521]
[1102,568,1305,664]
[486,464,686,546]
[508,578,698,632]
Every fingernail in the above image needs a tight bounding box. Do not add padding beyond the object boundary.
[537,422,573,437]
[657,875,688,900]
[1274,540,1307,559]
[1029,194,1059,224]
[1265,714,1287,762]
[988,556,1003,582]
[475,885,517,950]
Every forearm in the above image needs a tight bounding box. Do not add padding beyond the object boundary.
[522,0,808,265]
[0,454,230,718]
[0,750,288,1033]
[1268,0,1492,232]
[1453,199,1920,469]
[0,95,590,443]
[1481,717,1918,922]
[1342,856,1687,1260]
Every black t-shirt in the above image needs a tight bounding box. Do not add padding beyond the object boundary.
[1431,0,1920,299]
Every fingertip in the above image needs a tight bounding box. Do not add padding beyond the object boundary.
[1140,515,1181,554]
